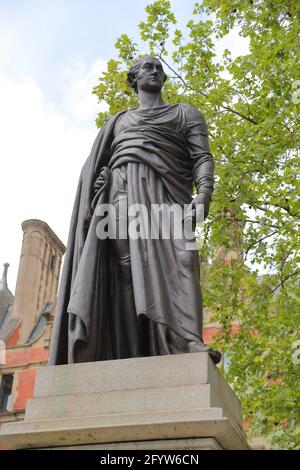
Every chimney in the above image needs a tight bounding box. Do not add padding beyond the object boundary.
[13,220,65,343]
[214,209,244,264]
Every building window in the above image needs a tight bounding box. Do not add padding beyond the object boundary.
[50,254,56,272]
[0,374,14,412]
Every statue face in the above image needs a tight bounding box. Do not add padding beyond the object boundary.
[135,57,165,93]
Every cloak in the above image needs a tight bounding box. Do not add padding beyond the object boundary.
[48,112,126,365]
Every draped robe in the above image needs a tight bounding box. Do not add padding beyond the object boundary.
[48,103,214,365]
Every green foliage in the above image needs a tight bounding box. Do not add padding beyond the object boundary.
[92,0,300,449]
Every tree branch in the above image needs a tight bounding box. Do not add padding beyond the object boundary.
[271,270,300,294]
[220,105,257,125]
[244,230,279,258]
[255,203,299,218]
[244,219,280,230]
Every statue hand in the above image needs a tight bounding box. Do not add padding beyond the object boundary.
[91,167,112,212]
[94,175,103,194]
[93,167,111,195]
[190,193,211,223]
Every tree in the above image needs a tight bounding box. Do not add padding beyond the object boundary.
[93,0,300,449]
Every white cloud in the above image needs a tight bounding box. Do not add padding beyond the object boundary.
[215,27,250,61]
[214,27,250,82]
[0,59,108,293]
[60,57,109,123]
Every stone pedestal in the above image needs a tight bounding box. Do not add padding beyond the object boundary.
[0,353,249,450]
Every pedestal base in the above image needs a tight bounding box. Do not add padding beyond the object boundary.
[41,437,223,450]
[0,353,249,450]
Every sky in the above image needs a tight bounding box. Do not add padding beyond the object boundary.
[0,0,250,293]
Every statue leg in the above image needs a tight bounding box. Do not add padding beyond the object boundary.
[109,167,139,357]
[114,237,139,356]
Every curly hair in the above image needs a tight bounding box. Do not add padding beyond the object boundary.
[127,56,167,93]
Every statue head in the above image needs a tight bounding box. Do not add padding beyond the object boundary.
[127,56,167,94]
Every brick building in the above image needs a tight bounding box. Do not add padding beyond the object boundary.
[0,219,65,433]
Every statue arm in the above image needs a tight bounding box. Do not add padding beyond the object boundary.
[185,105,214,201]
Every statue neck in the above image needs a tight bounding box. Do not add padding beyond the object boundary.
[137,90,165,110]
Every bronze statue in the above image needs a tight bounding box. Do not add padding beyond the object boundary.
[48,56,221,365]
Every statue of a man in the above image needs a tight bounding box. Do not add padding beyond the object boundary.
[48,56,221,365]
